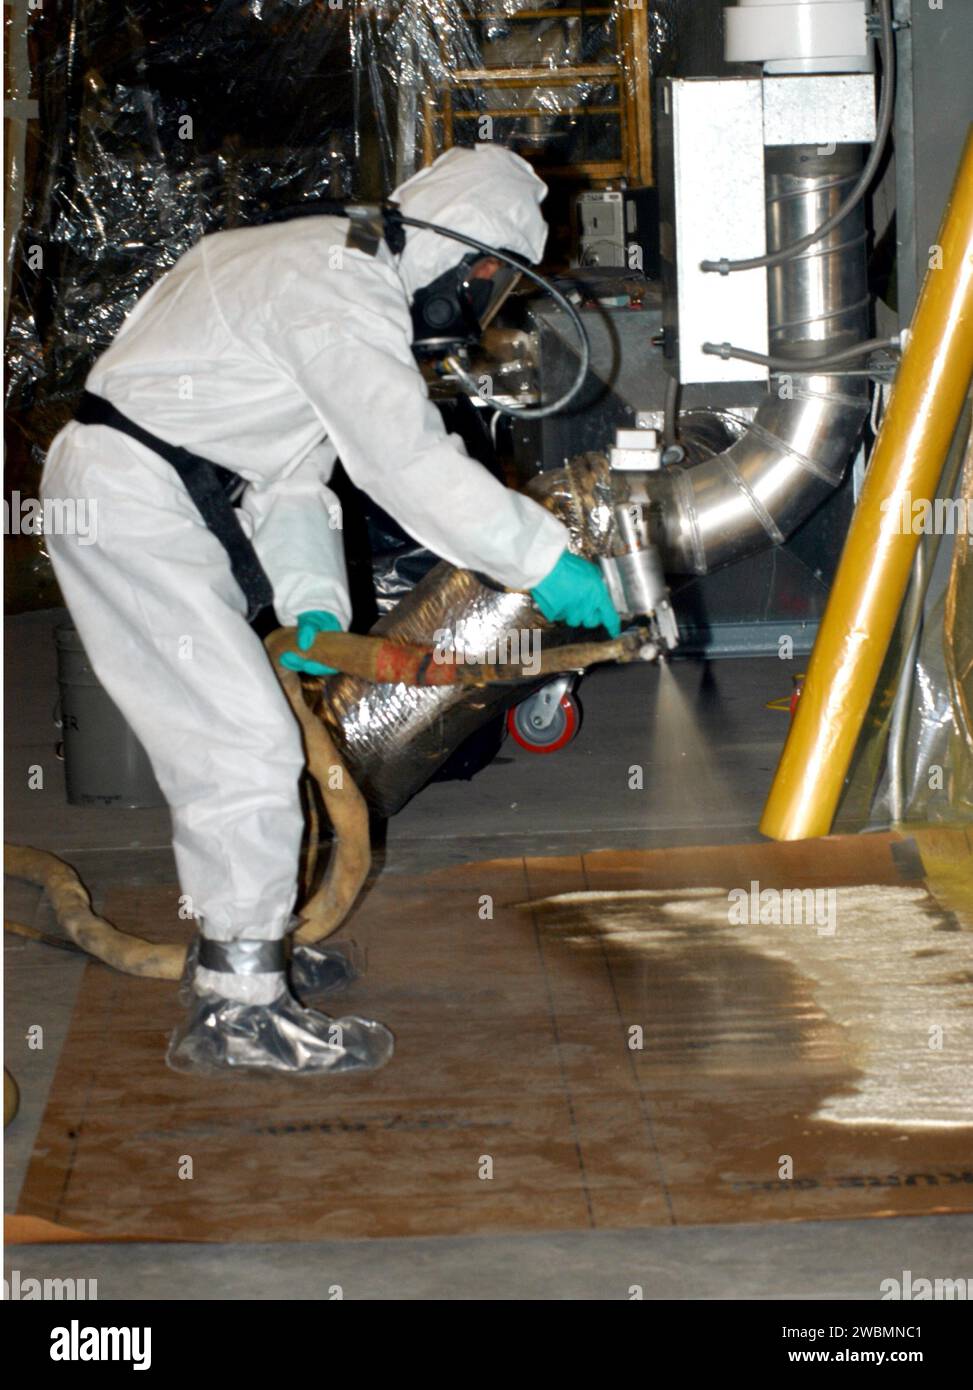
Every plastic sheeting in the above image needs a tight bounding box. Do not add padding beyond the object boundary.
[5,1,360,610]
[839,412,973,830]
[357,0,668,190]
[883,426,973,824]
[7,2,357,417]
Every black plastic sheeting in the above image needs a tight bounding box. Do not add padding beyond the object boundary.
[649,0,743,81]
[5,2,365,609]
[6,1,358,431]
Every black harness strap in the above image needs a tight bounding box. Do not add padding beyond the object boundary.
[75,391,274,621]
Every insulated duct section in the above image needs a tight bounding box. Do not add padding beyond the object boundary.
[321,453,618,817]
[322,571,572,817]
[640,141,872,575]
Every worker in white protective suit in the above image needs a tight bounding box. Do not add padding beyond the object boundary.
[41,144,620,1076]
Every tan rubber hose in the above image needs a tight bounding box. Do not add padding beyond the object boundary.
[264,629,372,944]
[4,843,187,978]
[290,626,650,686]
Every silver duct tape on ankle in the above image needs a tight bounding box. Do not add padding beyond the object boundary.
[198,938,287,975]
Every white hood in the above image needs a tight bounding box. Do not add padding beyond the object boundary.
[391,145,549,299]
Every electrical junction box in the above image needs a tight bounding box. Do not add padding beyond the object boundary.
[574,188,660,275]
[576,190,626,267]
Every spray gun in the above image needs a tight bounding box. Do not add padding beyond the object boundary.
[598,425,680,653]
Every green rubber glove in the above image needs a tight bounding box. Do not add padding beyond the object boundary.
[530,551,621,637]
[279,610,343,676]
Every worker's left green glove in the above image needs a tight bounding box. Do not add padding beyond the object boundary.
[530,550,621,637]
[279,610,343,677]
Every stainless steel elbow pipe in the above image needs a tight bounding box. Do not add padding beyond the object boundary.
[646,143,872,574]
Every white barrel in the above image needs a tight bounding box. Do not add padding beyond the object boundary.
[724,1,871,74]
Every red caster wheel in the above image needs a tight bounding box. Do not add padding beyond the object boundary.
[507,690,581,754]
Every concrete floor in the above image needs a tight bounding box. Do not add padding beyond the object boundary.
[5,607,970,1298]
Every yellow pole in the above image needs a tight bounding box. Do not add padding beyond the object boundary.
[761,125,973,841]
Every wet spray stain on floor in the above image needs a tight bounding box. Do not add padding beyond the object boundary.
[524,882,973,1129]
[11,832,973,1243]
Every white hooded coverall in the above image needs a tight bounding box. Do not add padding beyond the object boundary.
[42,146,570,1000]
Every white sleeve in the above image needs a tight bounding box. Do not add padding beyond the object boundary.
[279,324,570,592]
[238,443,351,629]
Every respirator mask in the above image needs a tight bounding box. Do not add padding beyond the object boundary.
[263,197,589,420]
[410,251,524,360]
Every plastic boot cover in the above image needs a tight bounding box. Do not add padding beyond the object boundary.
[166,987,394,1076]
[290,939,365,1000]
